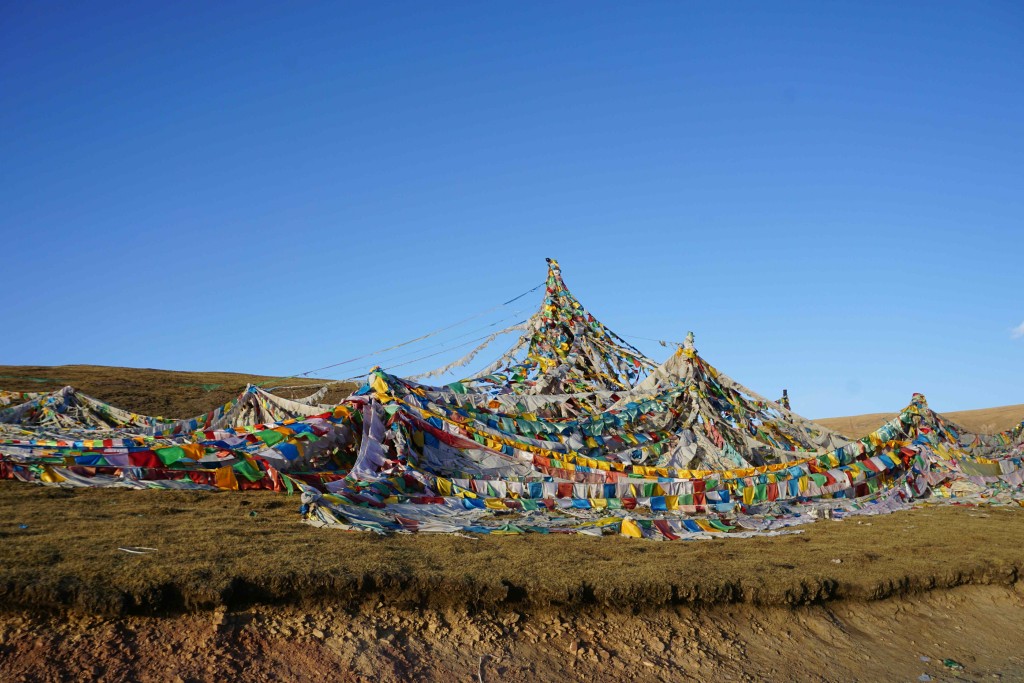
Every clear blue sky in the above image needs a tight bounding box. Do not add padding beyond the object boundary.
[2,1,1021,417]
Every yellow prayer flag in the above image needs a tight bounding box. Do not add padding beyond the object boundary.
[370,373,390,397]
[180,443,205,461]
[620,518,643,538]
[40,466,66,484]
[436,478,453,496]
[214,466,239,490]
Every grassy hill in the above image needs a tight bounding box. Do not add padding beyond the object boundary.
[816,403,1024,438]
[0,364,1020,437]
[0,365,355,419]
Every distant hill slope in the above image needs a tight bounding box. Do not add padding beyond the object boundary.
[0,364,1019,438]
[0,365,354,419]
[816,403,1024,439]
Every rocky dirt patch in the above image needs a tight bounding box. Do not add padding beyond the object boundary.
[2,585,1022,682]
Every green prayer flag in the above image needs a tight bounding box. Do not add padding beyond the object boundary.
[233,459,264,482]
[256,430,285,447]
[155,446,186,466]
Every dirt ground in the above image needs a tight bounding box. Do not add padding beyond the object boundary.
[1,584,1021,682]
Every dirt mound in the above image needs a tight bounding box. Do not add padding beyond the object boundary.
[1,585,1021,682]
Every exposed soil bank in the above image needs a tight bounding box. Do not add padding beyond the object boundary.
[1,585,1021,682]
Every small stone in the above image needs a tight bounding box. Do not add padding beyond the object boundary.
[312,628,325,639]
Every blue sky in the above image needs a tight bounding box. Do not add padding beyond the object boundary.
[1,1,1021,417]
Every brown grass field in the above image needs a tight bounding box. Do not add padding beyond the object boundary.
[2,365,1024,680]
[1,481,1023,616]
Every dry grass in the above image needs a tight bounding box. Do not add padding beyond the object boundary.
[0,365,355,418]
[1,481,1022,615]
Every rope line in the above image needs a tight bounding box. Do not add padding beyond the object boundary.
[335,321,529,382]
[275,282,544,382]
